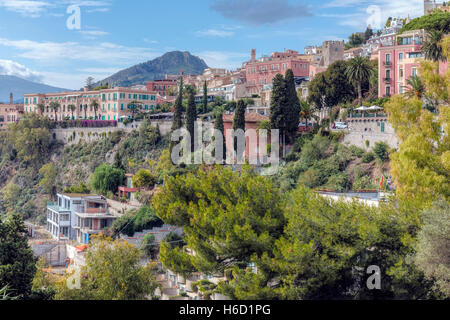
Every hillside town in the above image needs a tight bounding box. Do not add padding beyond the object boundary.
[0,0,449,305]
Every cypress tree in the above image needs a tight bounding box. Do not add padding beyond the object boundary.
[214,111,226,162]
[233,99,246,132]
[270,74,287,136]
[171,77,183,133]
[202,81,208,114]
[186,90,197,152]
[233,99,246,153]
[284,69,301,143]
[170,77,184,152]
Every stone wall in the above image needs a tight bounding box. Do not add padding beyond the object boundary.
[51,120,173,145]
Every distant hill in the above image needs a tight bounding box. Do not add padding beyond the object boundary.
[0,75,69,103]
[96,51,209,87]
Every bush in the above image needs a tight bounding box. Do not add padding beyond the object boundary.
[112,206,164,237]
[353,176,375,191]
[361,152,375,163]
[349,145,365,158]
[373,142,389,161]
[141,233,156,257]
[325,173,351,192]
[91,164,125,195]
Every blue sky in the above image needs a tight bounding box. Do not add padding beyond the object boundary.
[0,0,424,89]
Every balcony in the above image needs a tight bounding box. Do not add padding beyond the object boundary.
[383,61,392,67]
[383,77,392,83]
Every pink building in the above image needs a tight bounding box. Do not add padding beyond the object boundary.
[378,30,427,97]
[244,49,310,95]
[0,93,23,130]
[146,79,178,96]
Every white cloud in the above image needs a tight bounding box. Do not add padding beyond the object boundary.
[196,51,248,69]
[0,0,51,17]
[196,29,235,38]
[0,59,43,82]
[0,37,157,64]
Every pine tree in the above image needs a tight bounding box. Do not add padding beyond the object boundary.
[186,90,197,152]
[284,69,301,143]
[0,215,37,298]
[202,81,208,114]
[214,111,226,162]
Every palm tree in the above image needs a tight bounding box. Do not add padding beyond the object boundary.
[422,30,446,66]
[68,104,76,120]
[49,101,60,122]
[90,100,100,120]
[403,75,425,99]
[83,104,88,119]
[345,56,373,107]
[37,103,45,116]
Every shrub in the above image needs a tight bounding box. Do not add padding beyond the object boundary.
[361,152,375,163]
[373,142,389,161]
[349,145,365,158]
[325,173,351,192]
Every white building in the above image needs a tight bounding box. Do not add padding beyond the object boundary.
[46,193,117,243]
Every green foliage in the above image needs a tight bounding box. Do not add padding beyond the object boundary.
[153,166,286,277]
[55,237,158,300]
[361,152,375,163]
[0,215,37,298]
[38,162,58,196]
[186,90,197,152]
[345,56,374,106]
[415,200,450,298]
[308,60,357,108]
[233,100,246,132]
[202,81,208,114]
[91,164,124,195]
[349,145,365,158]
[112,206,163,237]
[63,182,91,194]
[270,74,287,134]
[141,233,156,257]
[400,10,450,33]
[373,142,389,161]
[132,169,156,189]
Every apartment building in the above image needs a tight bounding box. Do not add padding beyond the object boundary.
[24,86,158,122]
[46,193,117,243]
[146,78,178,97]
[0,94,23,130]
[378,30,427,97]
[244,49,310,95]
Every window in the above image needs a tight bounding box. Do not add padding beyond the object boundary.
[400,68,404,78]
[385,53,391,63]
[386,69,390,79]
[412,68,418,77]
[386,86,391,96]
[399,52,404,60]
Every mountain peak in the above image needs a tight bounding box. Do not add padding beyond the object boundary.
[97,51,208,87]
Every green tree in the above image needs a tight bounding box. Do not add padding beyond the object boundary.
[186,89,197,153]
[214,111,226,162]
[68,104,76,120]
[91,164,125,195]
[233,99,246,153]
[404,75,426,98]
[132,169,156,189]
[284,69,301,142]
[38,162,58,197]
[153,166,285,282]
[345,56,373,106]
[415,200,450,298]
[373,142,389,161]
[172,77,184,133]
[49,101,60,122]
[202,80,208,114]
[0,214,37,298]
[270,74,287,137]
[38,103,45,116]
[55,237,158,300]
[90,100,100,120]
[2,182,21,208]
[141,233,156,258]
[422,30,447,73]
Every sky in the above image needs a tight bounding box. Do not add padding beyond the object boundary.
[0,0,425,89]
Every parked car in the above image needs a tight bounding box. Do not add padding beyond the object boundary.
[334,122,348,129]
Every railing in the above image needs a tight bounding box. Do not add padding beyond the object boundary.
[383,61,391,66]
[383,77,391,83]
